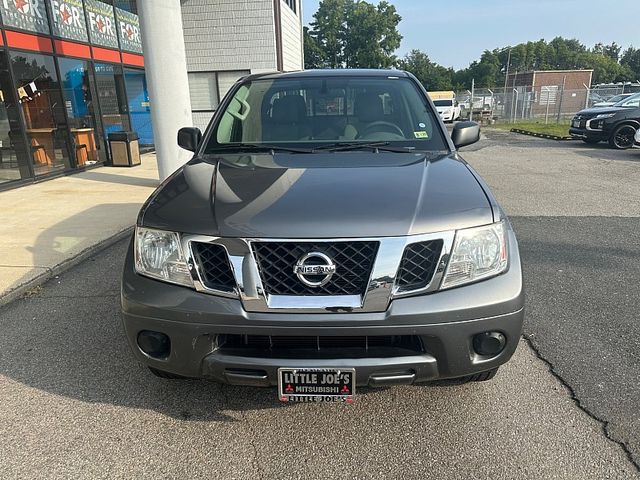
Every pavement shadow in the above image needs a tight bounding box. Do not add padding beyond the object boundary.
[5,203,144,299]
[570,144,640,163]
[75,170,160,188]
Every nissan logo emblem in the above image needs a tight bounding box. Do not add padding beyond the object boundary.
[293,252,337,287]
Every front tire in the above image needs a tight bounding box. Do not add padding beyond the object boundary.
[609,124,637,149]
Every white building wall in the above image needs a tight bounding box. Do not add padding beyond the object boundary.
[280,0,303,71]
[181,0,277,73]
[180,0,304,130]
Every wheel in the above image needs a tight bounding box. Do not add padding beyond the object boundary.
[608,124,637,149]
[582,137,600,145]
[148,367,188,379]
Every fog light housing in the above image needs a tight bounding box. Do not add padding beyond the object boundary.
[473,332,506,356]
[137,330,171,359]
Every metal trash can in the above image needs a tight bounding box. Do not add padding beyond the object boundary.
[108,131,141,167]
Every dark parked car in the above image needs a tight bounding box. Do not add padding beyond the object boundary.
[121,69,524,403]
[570,92,640,149]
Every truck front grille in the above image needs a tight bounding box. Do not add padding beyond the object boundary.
[395,240,443,292]
[252,241,379,296]
[191,242,236,293]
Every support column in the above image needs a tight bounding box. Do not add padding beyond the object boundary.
[138,0,193,180]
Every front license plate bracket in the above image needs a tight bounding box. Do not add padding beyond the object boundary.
[278,368,355,403]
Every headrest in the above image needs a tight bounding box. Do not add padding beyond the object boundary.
[354,93,384,123]
[271,95,307,124]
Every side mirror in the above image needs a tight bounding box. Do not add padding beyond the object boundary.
[451,121,480,149]
[177,127,202,152]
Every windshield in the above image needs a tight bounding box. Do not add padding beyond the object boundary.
[433,99,454,107]
[204,76,448,153]
[606,95,626,103]
[613,92,640,108]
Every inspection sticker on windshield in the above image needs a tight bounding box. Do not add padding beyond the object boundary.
[278,368,355,403]
[414,131,429,138]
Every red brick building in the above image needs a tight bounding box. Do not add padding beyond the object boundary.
[506,69,593,118]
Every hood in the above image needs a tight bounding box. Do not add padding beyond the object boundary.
[576,106,627,116]
[141,152,494,238]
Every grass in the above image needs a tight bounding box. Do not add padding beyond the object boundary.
[491,121,571,138]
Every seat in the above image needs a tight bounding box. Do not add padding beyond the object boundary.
[264,95,310,142]
[344,93,385,140]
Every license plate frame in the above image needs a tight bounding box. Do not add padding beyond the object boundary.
[278,367,355,403]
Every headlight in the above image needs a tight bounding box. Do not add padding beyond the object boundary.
[134,227,193,287]
[441,221,508,289]
[594,113,616,119]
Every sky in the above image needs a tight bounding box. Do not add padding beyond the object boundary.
[302,0,639,70]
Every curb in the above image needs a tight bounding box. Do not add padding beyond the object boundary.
[0,226,134,308]
[510,128,573,141]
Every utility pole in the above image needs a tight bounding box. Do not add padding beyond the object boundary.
[470,78,475,122]
[138,0,194,180]
[503,47,512,91]
[556,75,567,124]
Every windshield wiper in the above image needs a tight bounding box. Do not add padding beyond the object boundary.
[207,143,314,154]
[312,141,416,153]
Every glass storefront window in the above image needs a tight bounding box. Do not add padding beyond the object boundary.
[124,68,153,145]
[94,63,131,144]
[11,52,72,176]
[0,51,30,184]
[58,57,106,166]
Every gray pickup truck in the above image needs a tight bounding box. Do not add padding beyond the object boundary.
[121,69,524,403]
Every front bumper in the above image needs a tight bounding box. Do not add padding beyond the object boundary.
[121,233,525,386]
[569,126,608,141]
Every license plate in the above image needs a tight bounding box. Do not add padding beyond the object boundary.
[278,368,355,403]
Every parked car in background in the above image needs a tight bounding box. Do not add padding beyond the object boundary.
[458,94,496,118]
[433,98,461,122]
[570,92,640,149]
[429,91,461,123]
[592,93,634,108]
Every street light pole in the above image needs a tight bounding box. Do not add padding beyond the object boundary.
[138,0,193,181]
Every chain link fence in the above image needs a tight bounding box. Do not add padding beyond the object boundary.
[453,85,636,124]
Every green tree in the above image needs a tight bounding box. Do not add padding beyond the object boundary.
[342,1,402,68]
[305,0,402,69]
[303,26,327,69]
[308,0,346,68]
[398,49,454,90]
[593,42,622,62]
[621,47,640,79]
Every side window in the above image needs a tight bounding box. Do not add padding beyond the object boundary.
[622,97,640,108]
[216,85,250,143]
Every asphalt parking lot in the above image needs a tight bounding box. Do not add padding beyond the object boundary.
[1,130,639,479]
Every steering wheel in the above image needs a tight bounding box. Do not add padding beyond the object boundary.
[359,121,405,139]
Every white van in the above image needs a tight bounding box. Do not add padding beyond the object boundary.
[433,98,461,123]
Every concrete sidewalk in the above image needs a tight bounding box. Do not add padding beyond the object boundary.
[0,154,159,305]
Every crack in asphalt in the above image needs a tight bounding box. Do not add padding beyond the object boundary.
[523,334,640,473]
